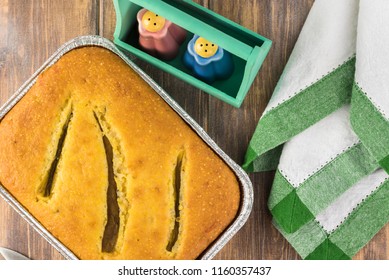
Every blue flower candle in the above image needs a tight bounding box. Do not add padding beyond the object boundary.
[183,35,234,83]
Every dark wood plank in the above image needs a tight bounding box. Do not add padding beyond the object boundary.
[205,0,313,260]
[0,0,98,260]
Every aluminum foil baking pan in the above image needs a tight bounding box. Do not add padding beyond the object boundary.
[0,35,253,260]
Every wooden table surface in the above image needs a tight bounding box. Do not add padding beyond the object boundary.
[0,0,388,260]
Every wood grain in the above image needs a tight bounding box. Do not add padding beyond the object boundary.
[0,0,388,260]
[0,0,98,260]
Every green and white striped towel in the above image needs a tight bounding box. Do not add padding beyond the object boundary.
[243,0,389,259]
[351,2,389,172]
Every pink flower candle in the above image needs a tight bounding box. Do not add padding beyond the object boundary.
[137,9,187,60]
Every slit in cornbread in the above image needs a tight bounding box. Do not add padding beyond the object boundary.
[37,100,73,199]
[93,109,130,255]
[94,112,120,253]
[166,150,185,253]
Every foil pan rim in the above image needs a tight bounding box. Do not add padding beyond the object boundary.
[0,35,254,260]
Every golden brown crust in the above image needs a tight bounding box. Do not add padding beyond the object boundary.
[0,47,240,259]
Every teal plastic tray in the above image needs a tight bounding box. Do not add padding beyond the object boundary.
[113,0,272,107]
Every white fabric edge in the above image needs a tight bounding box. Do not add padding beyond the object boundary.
[278,105,359,188]
[263,0,358,116]
[354,0,389,121]
[316,169,388,233]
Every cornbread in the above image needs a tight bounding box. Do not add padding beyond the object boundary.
[0,47,240,259]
